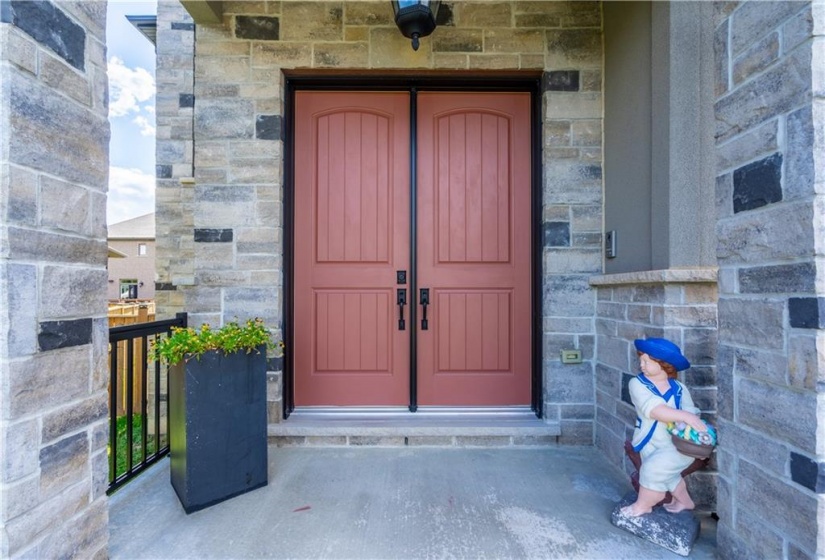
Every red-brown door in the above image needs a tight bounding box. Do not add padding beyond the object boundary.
[294,92,410,405]
[416,92,532,405]
[294,90,531,407]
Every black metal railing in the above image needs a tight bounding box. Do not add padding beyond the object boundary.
[107,313,186,493]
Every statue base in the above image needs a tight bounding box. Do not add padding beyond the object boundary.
[611,492,700,557]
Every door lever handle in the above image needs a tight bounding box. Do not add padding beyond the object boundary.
[419,288,429,330]
[397,289,407,331]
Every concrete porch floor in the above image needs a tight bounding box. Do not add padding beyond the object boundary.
[109,447,716,559]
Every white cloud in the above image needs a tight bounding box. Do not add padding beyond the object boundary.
[144,105,155,114]
[133,115,156,136]
[108,166,154,225]
[108,56,155,118]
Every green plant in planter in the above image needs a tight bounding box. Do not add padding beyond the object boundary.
[151,318,283,365]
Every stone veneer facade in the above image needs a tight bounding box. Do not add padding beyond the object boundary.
[155,0,604,439]
[712,3,825,557]
[0,1,110,556]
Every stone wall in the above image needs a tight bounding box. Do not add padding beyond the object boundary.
[590,269,718,511]
[156,0,603,437]
[714,2,825,557]
[0,1,110,557]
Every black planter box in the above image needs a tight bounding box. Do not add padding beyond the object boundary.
[169,347,268,513]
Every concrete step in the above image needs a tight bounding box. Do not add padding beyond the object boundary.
[268,408,560,447]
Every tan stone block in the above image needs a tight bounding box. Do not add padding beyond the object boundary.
[545,120,571,146]
[344,26,369,42]
[433,53,468,69]
[520,54,545,69]
[238,82,280,100]
[344,1,393,25]
[515,13,561,28]
[468,54,520,70]
[369,28,433,68]
[545,29,601,68]
[2,26,37,75]
[684,284,718,304]
[562,12,601,29]
[196,56,251,82]
[40,52,92,106]
[453,2,512,27]
[571,119,601,146]
[230,140,280,159]
[229,160,279,183]
[485,29,544,53]
[515,2,567,15]
[433,29,483,53]
[545,92,601,119]
[252,42,313,68]
[280,2,343,41]
[196,141,229,167]
[314,42,369,68]
[256,98,281,113]
[196,40,251,56]
[581,69,601,92]
[545,147,580,159]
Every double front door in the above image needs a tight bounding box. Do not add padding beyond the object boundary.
[294,90,532,407]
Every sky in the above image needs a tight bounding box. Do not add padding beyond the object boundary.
[106,0,158,225]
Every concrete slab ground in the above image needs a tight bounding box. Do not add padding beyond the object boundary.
[109,447,716,559]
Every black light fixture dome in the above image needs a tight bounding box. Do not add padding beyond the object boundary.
[391,0,441,51]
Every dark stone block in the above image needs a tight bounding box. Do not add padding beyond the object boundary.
[790,452,825,493]
[789,297,825,329]
[583,165,602,179]
[156,164,172,178]
[256,115,282,140]
[194,228,233,243]
[545,71,580,92]
[543,221,570,247]
[621,373,634,405]
[611,492,700,556]
[179,93,194,108]
[267,355,284,371]
[38,319,93,351]
[4,1,85,71]
[436,3,454,26]
[155,282,177,291]
[733,153,782,213]
[172,21,195,31]
[739,262,816,294]
[235,15,279,40]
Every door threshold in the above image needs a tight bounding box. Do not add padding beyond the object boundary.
[270,407,559,446]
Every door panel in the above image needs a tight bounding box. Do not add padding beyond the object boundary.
[417,92,532,406]
[294,92,410,406]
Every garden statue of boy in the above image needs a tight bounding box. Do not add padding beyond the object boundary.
[621,338,707,517]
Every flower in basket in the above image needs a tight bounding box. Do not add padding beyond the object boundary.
[151,318,282,365]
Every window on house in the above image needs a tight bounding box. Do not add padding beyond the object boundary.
[138,243,147,256]
[120,279,138,299]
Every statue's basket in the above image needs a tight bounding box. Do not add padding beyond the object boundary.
[671,434,714,459]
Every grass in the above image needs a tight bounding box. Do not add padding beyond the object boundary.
[111,414,167,479]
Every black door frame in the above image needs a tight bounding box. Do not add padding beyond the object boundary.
[283,73,543,418]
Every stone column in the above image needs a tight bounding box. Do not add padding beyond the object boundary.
[154,0,195,318]
[0,1,110,557]
[714,2,824,557]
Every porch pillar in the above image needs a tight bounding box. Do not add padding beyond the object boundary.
[714,2,825,557]
[0,1,110,556]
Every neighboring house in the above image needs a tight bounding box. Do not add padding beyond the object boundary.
[0,1,823,558]
[107,213,156,300]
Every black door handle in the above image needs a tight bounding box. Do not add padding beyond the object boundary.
[419,289,429,330]
[397,289,407,331]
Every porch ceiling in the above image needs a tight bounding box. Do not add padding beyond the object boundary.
[180,0,223,24]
